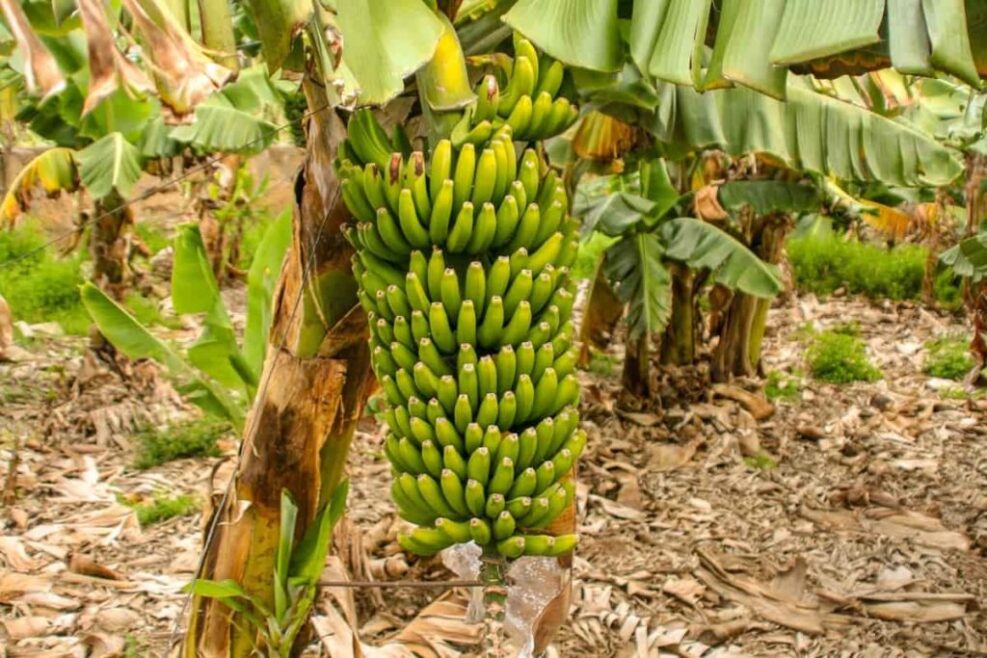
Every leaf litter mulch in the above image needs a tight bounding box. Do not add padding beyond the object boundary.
[1,292,986,657]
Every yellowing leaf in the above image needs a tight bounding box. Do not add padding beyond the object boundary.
[1,148,78,226]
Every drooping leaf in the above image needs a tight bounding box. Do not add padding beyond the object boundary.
[336,0,444,105]
[581,191,655,237]
[922,0,981,87]
[78,0,153,115]
[604,232,672,337]
[628,0,670,75]
[769,0,884,66]
[646,0,712,87]
[648,82,963,187]
[503,0,622,73]
[716,180,822,215]
[120,0,232,115]
[705,0,788,99]
[170,96,278,154]
[940,232,987,282]
[81,282,186,371]
[244,212,292,376]
[0,0,65,98]
[0,147,78,225]
[242,0,311,74]
[887,0,934,75]
[661,217,783,297]
[75,132,141,199]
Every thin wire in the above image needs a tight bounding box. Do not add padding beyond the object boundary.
[0,103,329,272]
[319,579,486,589]
[166,106,338,652]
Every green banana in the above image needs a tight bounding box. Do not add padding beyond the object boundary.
[446,201,474,253]
[465,479,486,517]
[452,143,475,210]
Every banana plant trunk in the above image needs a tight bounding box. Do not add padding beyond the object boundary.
[712,212,790,381]
[622,331,651,396]
[89,190,135,301]
[965,154,987,384]
[183,78,373,658]
[660,265,695,366]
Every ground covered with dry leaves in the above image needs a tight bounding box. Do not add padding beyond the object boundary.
[2,290,986,657]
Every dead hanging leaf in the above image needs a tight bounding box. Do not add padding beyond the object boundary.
[571,111,641,162]
[858,199,911,242]
[711,384,775,420]
[119,0,232,116]
[0,0,66,98]
[694,185,728,221]
[78,0,153,114]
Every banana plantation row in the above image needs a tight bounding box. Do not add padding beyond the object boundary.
[2,0,986,655]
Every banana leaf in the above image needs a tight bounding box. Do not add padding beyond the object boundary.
[604,232,672,337]
[503,0,622,73]
[660,217,783,297]
[243,212,292,376]
[75,132,142,199]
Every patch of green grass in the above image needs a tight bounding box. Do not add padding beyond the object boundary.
[0,221,174,336]
[126,493,199,527]
[765,370,802,400]
[788,236,961,308]
[123,635,150,658]
[807,330,882,383]
[938,386,986,400]
[0,221,89,335]
[573,233,618,281]
[924,335,973,381]
[132,418,229,469]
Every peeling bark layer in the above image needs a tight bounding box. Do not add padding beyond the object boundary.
[184,79,373,657]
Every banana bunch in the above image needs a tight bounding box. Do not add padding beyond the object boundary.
[338,36,583,560]
[451,34,579,147]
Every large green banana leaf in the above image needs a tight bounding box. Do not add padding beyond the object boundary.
[75,132,141,199]
[940,232,987,282]
[170,68,284,155]
[648,82,963,187]
[716,180,823,215]
[505,0,984,91]
[243,212,292,376]
[660,217,783,298]
[171,225,253,392]
[81,283,244,425]
[603,232,671,338]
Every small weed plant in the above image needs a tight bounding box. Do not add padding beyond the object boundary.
[126,493,199,527]
[807,329,882,383]
[924,335,973,381]
[132,418,229,469]
[765,370,802,400]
